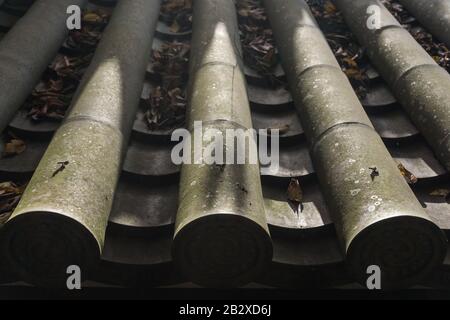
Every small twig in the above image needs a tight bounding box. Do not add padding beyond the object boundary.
[52,161,69,178]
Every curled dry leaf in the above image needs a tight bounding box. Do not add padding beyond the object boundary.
[2,139,26,158]
[267,124,290,135]
[0,181,26,226]
[398,163,418,184]
[287,178,304,214]
[161,0,193,33]
[429,189,450,204]
[287,178,303,203]
[82,12,108,24]
[2,132,26,158]
[170,20,181,33]
[323,0,337,15]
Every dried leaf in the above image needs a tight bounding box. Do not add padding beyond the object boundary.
[2,138,26,158]
[324,1,337,15]
[430,189,450,197]
[238,8,251,17]
[343,57,358,68]
[0,182,22,195]
[287,178,304,214]
[287,178,303,203]
[170,20,181,33]
[344,68,364,80]
[267,124,290,135]
[0,212,12,225]
[430,189,450,203]
[162,0,192,12]
[0,181,26,225]
[83,12,103,24]
[398,163,418,184]
[161,0,193,33]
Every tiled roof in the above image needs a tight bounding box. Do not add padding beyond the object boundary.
[0,0,449,289]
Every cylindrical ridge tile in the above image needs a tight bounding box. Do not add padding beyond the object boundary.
[172,0,272,288]
[0,0,161,287]
[0,0,88,132]
[313,124,447,287]
[395,65,450,170]
[398,0,450,48]
[263,0,447,288]
[335,0,450,171]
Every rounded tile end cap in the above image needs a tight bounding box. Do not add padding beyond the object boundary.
[172,213,273,288]
[0,211,101,287]
[346,215,447,289]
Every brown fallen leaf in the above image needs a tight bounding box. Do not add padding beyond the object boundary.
[83,12,103,24]
[343,57,358,68]
[169,20,181,33]
[430,189,450,203]
[238,8,251,17]
[2,138,26,158]
[0,181,23,195]
[0,181,26,226]
[161,0,193,33]
[324,0,337,15]
[0,212,11,225]
[287,178,303,214]
[398,163,418,184]
[344,68,365,81]
[287,178,303,203]
[162,0,192,13]
[267,124,290,135]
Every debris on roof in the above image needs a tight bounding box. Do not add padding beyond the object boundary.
[160,0,192,33]
[336,0,450,172]
[306,0,370,99]
[396,0,450,49]
[0,181,25,225]
[0,0,88,133]
[1,132,26,158]
[145,40,189,131]
[237,0,279,80]
[23,9,110,122]
[382,0,450,72]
